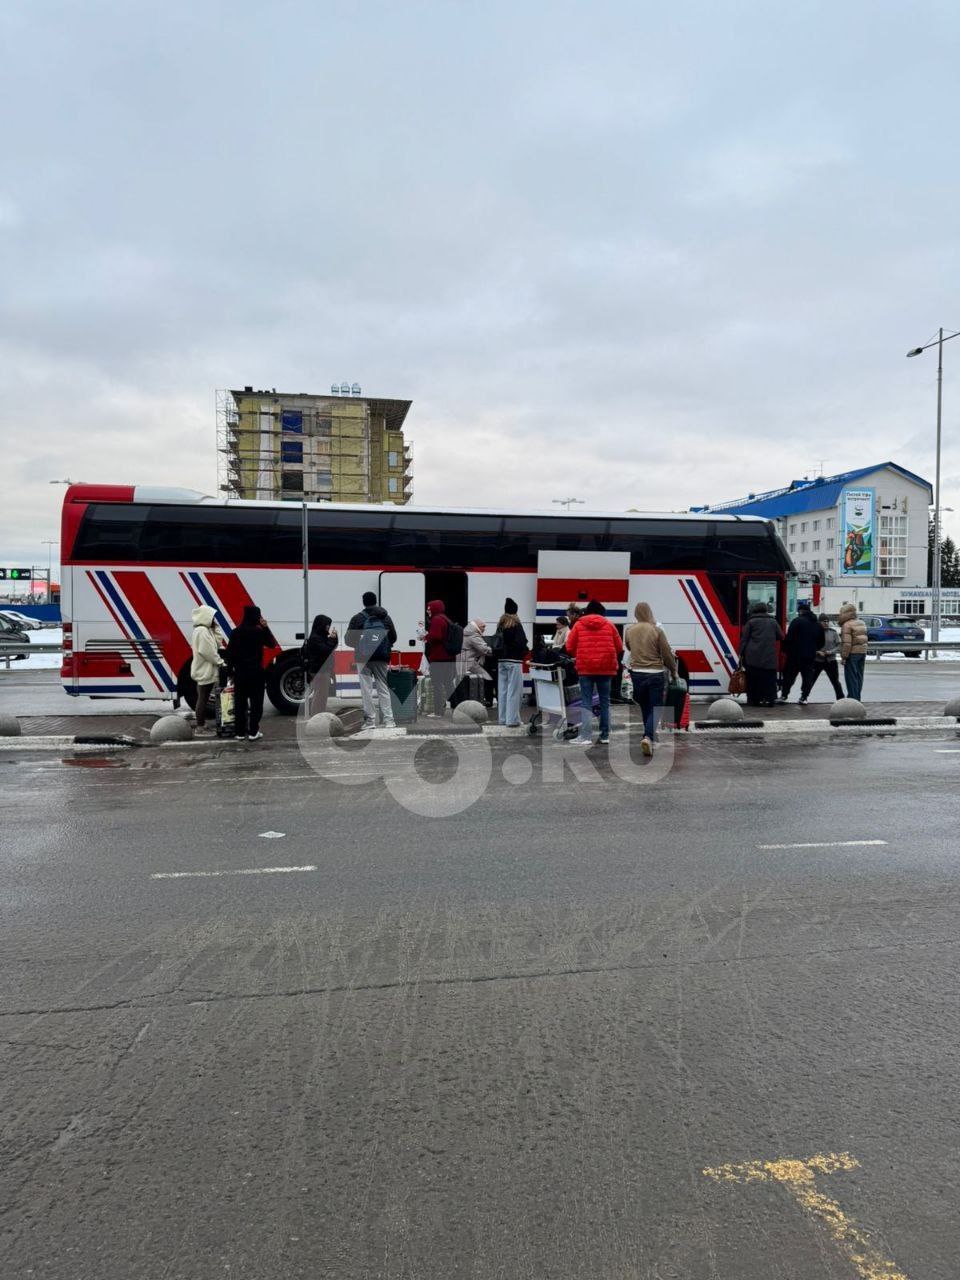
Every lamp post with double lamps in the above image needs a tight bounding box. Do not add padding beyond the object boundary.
[907,327,960,646]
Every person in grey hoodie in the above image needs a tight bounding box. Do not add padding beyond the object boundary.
[809,614,844,700]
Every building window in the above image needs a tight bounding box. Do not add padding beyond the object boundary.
[281,471,303,492]
[800,521,807,532]
[800,542,807,552]
[388,450,399,468]
[281,440,303,464]
[281,410,303,433]
[877,513,908,578]
[812,539,820,551]
[789,522,797,535]
[894,599,925,615]
[826,537,834,550]
[388,477,399,494]
[826,516,834,529]
[811,559,820,571]
[812,519,820,531]
[789,543,796,553]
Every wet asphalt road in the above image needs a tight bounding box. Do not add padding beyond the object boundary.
[1,731,959,1279]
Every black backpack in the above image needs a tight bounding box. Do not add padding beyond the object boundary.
[357,612,391,663]
[444,620,464,656]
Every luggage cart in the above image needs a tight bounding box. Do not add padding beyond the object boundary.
[528,662,591,740]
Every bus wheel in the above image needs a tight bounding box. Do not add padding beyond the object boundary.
[267,654,306,715]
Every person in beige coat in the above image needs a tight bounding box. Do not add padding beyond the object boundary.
[623,602,678,753]
[838,602,868,700]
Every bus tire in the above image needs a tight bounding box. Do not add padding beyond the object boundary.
[267,653,306,715]
[177,664,198,710]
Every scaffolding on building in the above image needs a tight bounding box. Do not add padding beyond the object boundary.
[216,388,413,505]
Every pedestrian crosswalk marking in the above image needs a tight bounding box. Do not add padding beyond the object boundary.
[758,840,887,849]
[704,1151,908,1280]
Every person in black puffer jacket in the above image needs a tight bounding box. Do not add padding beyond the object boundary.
[225,604,277,739]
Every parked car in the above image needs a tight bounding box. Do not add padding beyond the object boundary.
[0,609,42,631]
[0,612,30,659]
[861,615,925,657]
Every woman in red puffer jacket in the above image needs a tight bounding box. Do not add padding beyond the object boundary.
[565,600,623,746]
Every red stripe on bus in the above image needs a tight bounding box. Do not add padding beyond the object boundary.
[536,577,630,601]
[114,570,192,678]
[204,572,256,628]
[86,571,166,694]
[675,649,714,674]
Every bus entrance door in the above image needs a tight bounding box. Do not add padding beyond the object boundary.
[379,571,425,664]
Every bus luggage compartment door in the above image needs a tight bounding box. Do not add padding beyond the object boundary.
[378,571,425,658]
[535,551,631,625]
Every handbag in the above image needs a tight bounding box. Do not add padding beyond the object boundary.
[728,667,747,696]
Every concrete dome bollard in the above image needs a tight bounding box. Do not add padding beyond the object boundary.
[0,714,22,737]
[707,698,744,722]
[830,697,867,721]
[944,696,960,718]
[452,699,488,726]
[305,711,345,739]
[149,714,194,744]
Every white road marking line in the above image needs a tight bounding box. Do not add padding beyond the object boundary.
[258,830,286,838]
[151,865,317,880]
[935,749,960,753]
[758,840,888,850]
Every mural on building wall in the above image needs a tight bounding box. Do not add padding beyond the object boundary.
[839,488,875,576]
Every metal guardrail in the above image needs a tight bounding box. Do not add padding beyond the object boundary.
[867,640,960,657]
[0,642,64,669]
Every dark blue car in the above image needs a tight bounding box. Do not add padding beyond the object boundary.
[862,615,925,657]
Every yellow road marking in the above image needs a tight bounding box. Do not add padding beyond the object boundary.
[703,1152,908,1280]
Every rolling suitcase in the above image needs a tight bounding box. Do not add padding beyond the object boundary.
[450,673,486,709]
[215,680,237,738]
[665,677,690,731]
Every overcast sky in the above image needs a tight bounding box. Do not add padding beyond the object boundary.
[2,0,960,571]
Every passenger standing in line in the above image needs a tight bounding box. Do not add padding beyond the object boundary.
[190,604,226,736]
[225,605,277,741]
[302,614,338,715]
[346,591,397,729]
[622,601,677,756]
[456,619,492,704]
[779,602,825,704]
[838,602,869,700]
[421,598,456,717]
[738,601,783,708]
[493,597,528,728]
[809,614,845,700]
[565,600,623,746]
[552,614,570,650]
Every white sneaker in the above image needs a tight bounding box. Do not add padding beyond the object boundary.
[571,736,592,747]
[248,730,263,741]
[641,737,653,757]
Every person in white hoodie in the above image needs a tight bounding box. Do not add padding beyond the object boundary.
[190,605,226,734]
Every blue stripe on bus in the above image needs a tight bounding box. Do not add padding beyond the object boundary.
[684,578,736,671]
[188,572,233,636]
[67,684,147,695]
[95,571,176,691]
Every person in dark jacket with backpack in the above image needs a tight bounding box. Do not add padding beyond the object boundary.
[779,603,825,705]
[346,591,397,729]
[420,598,461,717]
[225,604,277,740]
[302,614,338,715]
[739,601,783,708]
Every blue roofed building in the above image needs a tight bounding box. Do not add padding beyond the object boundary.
[691,462,939,616]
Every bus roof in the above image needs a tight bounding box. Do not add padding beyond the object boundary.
[65,485,772,526]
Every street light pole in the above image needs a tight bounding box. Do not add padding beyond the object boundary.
[552,498,584,511]
[41,540,57,605]
[907,327,960,647]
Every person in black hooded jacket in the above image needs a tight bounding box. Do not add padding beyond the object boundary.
[302,614,338,714]
[225,604,277,739]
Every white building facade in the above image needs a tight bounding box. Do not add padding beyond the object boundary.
[698,463,947,617]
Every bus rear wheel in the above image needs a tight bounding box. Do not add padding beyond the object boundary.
[267,653,306,715]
